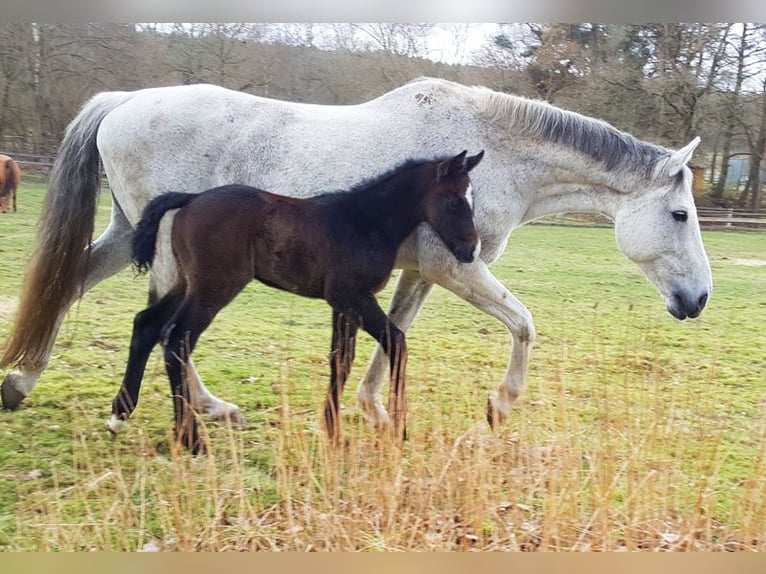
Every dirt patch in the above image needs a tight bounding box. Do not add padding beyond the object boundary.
[0,296,18,317]
[730,258,766,267]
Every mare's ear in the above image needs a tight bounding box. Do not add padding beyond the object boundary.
[437,150,468,180]
[654,137,700,178]
[465,150,484,173]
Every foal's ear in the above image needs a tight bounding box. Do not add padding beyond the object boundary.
[437,150,468,180]
[465,149,484,173]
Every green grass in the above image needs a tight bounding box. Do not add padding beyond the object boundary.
[0,183,764,550]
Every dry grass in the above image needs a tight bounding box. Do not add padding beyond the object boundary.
[11,355,766,552]
[2,184,765,551]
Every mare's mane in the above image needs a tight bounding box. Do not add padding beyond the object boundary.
[476,88,668,174]
[407,78,669,176]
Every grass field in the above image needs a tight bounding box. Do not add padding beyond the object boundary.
[0,183,764,551]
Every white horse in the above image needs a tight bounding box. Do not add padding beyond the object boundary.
[0,77,712,430]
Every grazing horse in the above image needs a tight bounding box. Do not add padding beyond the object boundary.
[0,78,712,431]
[0,154,20,213]
[106,151,483,452]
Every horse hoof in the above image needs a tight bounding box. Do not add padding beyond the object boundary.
[221,408,247,427]
[206,401,245,426]
[105,415,127,435]
[1,375,28,410]
[486,393,508,430]
[356,395,392,431]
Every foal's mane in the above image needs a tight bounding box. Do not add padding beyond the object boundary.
[314,155,451,201]
[407,78,668,175]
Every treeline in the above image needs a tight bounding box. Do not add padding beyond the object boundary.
[0,23,764,208]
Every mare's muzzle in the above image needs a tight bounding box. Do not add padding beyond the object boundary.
[667,290,709,320]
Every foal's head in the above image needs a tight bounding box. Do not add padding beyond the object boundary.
[423,150,484,263]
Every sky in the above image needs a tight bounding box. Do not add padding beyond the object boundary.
[425,23,500,64]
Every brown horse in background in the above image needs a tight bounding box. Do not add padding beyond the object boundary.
[0,155,20,213]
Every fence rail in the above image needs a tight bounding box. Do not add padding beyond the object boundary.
[696,207,766,230]
[5,150,765,231]
[534,207,766,231]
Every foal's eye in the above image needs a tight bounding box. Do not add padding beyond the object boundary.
[448,198,464,211]
[672,210,688,222]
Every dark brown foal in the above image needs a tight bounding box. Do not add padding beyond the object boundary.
[108,150,484,452]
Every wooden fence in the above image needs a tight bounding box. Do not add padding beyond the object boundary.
[534,208,766,232]
[4,149,765,232]
[696,207,766,231]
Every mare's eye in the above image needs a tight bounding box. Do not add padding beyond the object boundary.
[672,210,688,222]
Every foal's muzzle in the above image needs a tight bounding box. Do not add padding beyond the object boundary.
[452,239,481,264]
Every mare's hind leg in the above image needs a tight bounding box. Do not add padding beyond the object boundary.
[148,241,244,424]
[106,289,183,435]
[324,310,358,442]
[356,270,433,430]
[1,199,133,409]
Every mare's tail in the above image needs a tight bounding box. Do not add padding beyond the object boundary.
[133,192,198,273]
[1,91,134,370]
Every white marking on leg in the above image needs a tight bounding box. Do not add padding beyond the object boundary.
[106,414,127,435]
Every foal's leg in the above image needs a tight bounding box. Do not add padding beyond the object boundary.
[148,245,242,423]
[323,310,358,442]
[162,300,216,454]
[356,270,433,429]
[162,275,251,453]
[353,295,408,440]
[1,201,133,409]
[422,258,536,428]
[106,290,182,435]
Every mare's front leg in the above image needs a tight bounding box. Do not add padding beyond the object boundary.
[106,290,182,435]
[421,256,535,428]
[323,310,358,442]
[356,269,433,429]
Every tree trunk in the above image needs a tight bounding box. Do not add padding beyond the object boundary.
[712,24,749,199]
[715,145,733,199]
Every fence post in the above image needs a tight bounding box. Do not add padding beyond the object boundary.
[726,208,733,228]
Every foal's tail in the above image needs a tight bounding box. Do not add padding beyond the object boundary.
[133,192,198,273]
[1,91,134,370]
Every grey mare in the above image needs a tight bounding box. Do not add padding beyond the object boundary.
[1,78,712,431]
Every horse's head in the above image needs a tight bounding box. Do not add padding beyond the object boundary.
[426,150,484,263]
[614,137,712,320]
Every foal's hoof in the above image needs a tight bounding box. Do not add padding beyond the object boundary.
[1,373,29,410]
[105,414,127,435]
